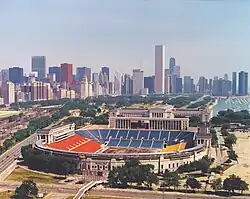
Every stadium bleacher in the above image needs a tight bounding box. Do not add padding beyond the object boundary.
[46,134,101,153]
[76,129,195,150]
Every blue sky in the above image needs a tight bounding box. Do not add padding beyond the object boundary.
[0,0,250,79]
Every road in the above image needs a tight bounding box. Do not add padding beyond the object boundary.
[0,181,79,194]
[0,110,57,176]
[0,133,37,174]
[89,189,248,199]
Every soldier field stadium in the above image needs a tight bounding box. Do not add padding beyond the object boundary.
[34,104,212,177]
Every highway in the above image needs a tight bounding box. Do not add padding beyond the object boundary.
[0,133,37,174]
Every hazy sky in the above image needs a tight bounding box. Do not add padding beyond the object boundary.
[1,0,250,79]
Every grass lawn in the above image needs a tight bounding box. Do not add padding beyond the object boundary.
[6,167,60,184]
[0,192,13,199]
[0,111,19,118]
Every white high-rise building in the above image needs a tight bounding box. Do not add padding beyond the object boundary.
[2,81,15,104]
[114,71,121,95]
[154,45,165,94]
[80,76,89,99]
[88,83,93,97]
[132,69,144,95]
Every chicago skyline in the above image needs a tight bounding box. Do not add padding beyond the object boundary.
[1,1,250,79]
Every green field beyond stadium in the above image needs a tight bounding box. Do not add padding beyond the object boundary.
[0,111,19,118]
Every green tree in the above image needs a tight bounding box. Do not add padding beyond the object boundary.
[13,180,38,199]
[228,150,238,161]
[211,178,222,192]
[186,178,201,191]
[240,180,249,194]
[108,158,158,189]
[223,174,248,195]
[189,116,201,127]
[221,129,229,137]
[210,128,218,147]
[161,171,181,190]
[221,123,230,130]
[224,134,237,149]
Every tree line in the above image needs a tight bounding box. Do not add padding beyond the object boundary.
[108,158,158,189]
[211,109,250,126]
[10,93,204,110]
[187,96,213,109]
[108,158,249,196]
[21,145,78,176]
[0,113,61,155]
[177,156,213,174]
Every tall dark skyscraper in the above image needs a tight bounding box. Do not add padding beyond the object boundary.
[169,57,175,76]
[76,67,91,82]
[144,76,155,94]
[238,71,248,96]
[176,77,182,93]
[9,67,23,84]
[198,76,207,94]
[183,76,192,93]
[232,72,237,95]
[49,66,61,82]
[31,56,46,79]
[60,63,73,88]
[101,66,110,81]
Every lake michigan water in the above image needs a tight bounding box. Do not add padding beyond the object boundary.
[212,96,250,117]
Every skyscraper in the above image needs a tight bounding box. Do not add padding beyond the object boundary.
[198,76,207,94]
[101,66,110,81]
[80,76,89,99]
[184,76,192,93]
[49,66,61,82]
[154,45,165,94]
[132,69,144,95]
[238,71,248,96]
[164,69,171,94]
[144,76,155,94]
[232,72,237,95]
[176,77,182,93]
[76,67,91,82]
[173,65,180,78]
[114,71,121,95]
[31,56,46,79]
[2,81,15,104]
[1,69,9,82]
[223,73,228,81]
[60,63,73,88]
[92,73,99,83]
[121,74,133,95]
[9,67,23,84]
[169,57,176,76]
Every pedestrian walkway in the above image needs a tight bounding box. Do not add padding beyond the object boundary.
[73,180,106,199]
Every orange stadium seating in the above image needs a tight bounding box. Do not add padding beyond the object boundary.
[46,134,101,153]
[162,142,187,152]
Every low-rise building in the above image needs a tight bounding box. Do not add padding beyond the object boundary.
[36,123,75,144]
